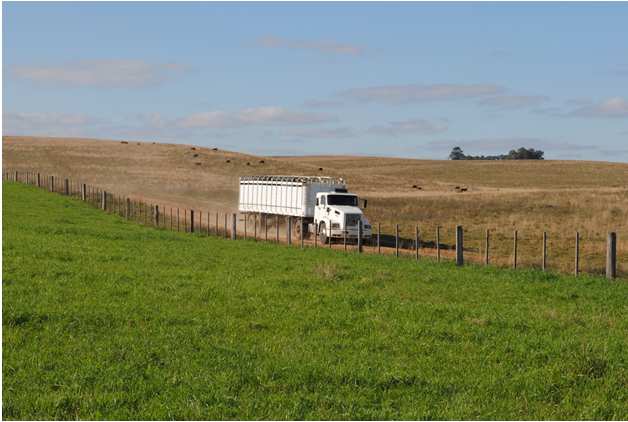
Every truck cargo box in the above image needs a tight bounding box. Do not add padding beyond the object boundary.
[239,175,345,217]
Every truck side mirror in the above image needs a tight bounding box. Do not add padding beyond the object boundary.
[362,199,368,209]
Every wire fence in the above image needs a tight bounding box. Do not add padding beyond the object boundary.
[3,169,625,280]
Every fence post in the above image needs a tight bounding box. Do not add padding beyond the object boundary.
[574,231,580,277]
[455,225,464,266]
[101,191,107,210]
[264,215,268,241]
[231,213,237,240]
[276,216,280,243]
[244,214,247,240]
[81,184,87,201]
[253,214,257,240]
[395,224,399,257]
[50,175,55,192]
[358,221,363,253]
[300,217,304,249]
[15,171,18,183]
[215,213,219,236]
[436,226,441,263]
[513,230,518,269]
[542,231,548,271]
[155,205,160,227]
[415,225,419,260]
[190,210,195,233]
[126,198,131,219]
[37,173,41,188]
[224,213,228,238]
[377,223,381,254]
[606,232,617,279]
[64,178,69,195]
[287,216,292,245]
[485,229,490,266]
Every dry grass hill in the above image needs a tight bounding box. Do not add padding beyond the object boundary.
[3,135,628,275]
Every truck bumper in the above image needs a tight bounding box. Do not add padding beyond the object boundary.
[329,229,372,239]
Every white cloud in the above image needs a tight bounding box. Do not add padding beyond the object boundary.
[178,106,336,129]
[10,60,186,88]
[478,95,549,110]
[368,118,448,137]
[338,83,504,104]
[568,97,628,118]
[3,112,98,136]
[302,99,345,108]
[283,127,355,140]
[256,35,363,56]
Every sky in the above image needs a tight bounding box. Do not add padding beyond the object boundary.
[3,2,628,160]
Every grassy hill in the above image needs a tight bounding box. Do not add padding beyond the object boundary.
[3,182,628,419]
[3,135,628,275]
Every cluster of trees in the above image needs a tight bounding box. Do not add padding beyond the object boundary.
[449,146,545,160]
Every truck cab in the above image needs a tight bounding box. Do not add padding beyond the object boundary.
[314,190,372,243]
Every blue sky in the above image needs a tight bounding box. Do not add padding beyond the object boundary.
[3,2,628,160]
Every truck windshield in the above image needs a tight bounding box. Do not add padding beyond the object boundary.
[327,195,358,206]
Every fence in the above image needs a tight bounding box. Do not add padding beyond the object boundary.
[3,169,624,280]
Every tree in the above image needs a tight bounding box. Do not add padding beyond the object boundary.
[449,146,466,160]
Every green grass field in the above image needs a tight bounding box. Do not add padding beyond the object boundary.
[3,182,627,420]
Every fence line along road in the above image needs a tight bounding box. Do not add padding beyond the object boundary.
[2,168,623,280]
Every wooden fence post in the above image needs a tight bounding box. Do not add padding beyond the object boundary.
[606,232,617,279]
[485,229,490,266]
[50,175,55,192]
[101,191,107,210]
[275,216,280,243]
[436,226,441,263]
[574,231,580,276]
[177,208,180,231]
[542,231,548,271]
[287,216,292,245]
[126,198,131,219]
[513,230,518,269]
[264,215,268,241]
[358,221,363,253]
[231,213,237,240]
[395,224,399,257]
[14,171,18,183]
[155,205,160,227]
[455,225,464,266]
[377,223,381,254]
[244,214,248,240]
[81,184,87,201]
[415,225,420,260]
[224,213,228,238]
[207,212,210,236]
[190,210,195,233]
[37,173,41,188]
[215,212,219,236]
[64,178,69,195]
[253,214,257,240]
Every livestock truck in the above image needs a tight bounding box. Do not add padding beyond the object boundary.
[238,175,372,243]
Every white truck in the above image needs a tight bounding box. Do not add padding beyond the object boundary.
[238,175,372,243]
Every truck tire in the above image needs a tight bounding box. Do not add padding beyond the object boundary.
[319,222,328,244]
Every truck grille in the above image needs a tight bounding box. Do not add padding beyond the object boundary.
[345,214,361,227]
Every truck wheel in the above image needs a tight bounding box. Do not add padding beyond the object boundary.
[319,222,328,244]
